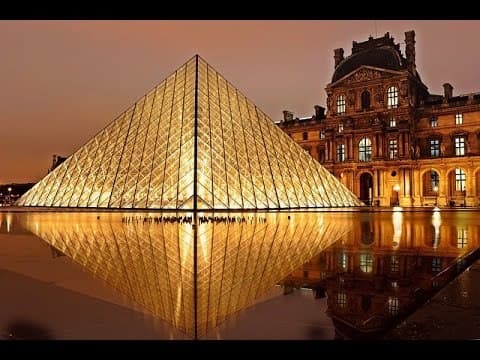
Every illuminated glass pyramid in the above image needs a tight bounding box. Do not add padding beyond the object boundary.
[18,55,362,209]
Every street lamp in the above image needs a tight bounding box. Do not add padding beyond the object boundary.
[393,183,400,207]
[7,187,12,206]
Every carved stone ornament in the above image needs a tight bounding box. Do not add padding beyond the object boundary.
[400,81,408,98]
[345,69,382,84]
[375,86,383,102]
[347,90,356,106]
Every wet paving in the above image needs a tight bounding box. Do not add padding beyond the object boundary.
[0,209,479,339]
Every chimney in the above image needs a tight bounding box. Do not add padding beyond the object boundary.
[334,48,344,68]
[443,83,453,100]
[405,30,416,73]
[314,105,325,119]
[283,110,294,122]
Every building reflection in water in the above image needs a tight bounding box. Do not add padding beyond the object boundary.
[283,211,480,339]
[19,211,354,339]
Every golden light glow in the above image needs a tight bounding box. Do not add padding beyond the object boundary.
[17,56,362,210]
[20,211,354,338]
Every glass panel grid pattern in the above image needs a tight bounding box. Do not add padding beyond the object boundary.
[18,56,362,209]
[21,211,355,338]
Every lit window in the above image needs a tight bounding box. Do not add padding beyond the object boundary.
[320,131,325,139]
[338,253,348,269]
[457,228,468,248]
[359,253,373,273]
[337,95,346,114]
[432,257,441,272]
[430,116,438,127]
[337,292,347,308]
[303,132,308,140]
[455,168,466,192]
[387,86,399,109]
[389,139,398,160]
[337,144,345,162]
[455,136,465,156]
[338,123,344,133]
[455,113,463,125]
[390,117,396,127]
[359,138,372,162]
[390,255,399,273]
[387,297,399,315]
[430,139,440,157]
[361,90,371,111]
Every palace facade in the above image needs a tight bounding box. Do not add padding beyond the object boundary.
[278,31,480,207]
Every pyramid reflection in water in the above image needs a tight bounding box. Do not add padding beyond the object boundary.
[21,211,354,338]
[18,56,361,210]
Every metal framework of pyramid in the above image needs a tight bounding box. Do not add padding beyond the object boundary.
[18,55,362,210]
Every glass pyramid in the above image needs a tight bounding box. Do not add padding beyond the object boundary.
[17,55,362,209]
[20,211,355,338]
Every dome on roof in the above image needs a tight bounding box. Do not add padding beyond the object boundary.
[332,47,405,83]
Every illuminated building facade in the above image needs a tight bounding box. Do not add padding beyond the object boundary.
[18,56,361,210]
[278,31,480,207]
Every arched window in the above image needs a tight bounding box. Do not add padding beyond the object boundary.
[361,90,371,111]
[359,137,372,162]
[387,86,399,108]
[336,95,346,114]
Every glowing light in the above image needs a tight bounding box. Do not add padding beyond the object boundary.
[432,211,441,248]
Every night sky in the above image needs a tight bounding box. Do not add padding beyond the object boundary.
[2,20,480,183]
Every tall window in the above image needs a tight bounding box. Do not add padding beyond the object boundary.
[432,257,441,272]
[455,168,466,192]
[430,116,438,127]
[337,95,346,114]
[455,136,465,156]
[430,139,440,157]
[455,112,463,125]
[338,253,348,269]
[457,228,468,248]
[387,297,399,315]
[337,143,345,162]
[320,130,325,139]
[303,132,308,140]
[389,139,398,159]
[390,255,399,273]
[337,292,347,308]
[389,116,397,127]
[387,86,399,108]
[359,138,372,162]
[338,123,344,133]
[361,90,371,111]
[359,253,373,273]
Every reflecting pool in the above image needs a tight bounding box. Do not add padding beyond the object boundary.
[0,210,478,339]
